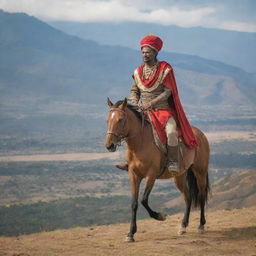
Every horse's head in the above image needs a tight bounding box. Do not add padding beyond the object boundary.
[105,98,128,152]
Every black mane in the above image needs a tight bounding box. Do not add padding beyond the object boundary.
[114,100,143,122]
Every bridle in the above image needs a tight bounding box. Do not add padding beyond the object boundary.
[107,108,128,144]
[106,107,145,146]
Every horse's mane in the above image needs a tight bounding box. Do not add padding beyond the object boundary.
[114,100,143,122]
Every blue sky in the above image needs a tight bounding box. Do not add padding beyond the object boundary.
[0,0,256,32]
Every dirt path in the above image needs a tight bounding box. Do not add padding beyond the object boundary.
[0,207,255,256]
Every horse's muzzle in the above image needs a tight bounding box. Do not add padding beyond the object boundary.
[105,142,117,152]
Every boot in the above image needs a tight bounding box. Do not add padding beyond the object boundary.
[167,145,179,172]
[115,162,128,171]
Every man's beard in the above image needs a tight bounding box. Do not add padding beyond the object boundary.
[143,57,157,65]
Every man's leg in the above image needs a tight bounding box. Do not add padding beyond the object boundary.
[165,117,179,171]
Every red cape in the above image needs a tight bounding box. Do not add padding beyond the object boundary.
[137,61,198,149]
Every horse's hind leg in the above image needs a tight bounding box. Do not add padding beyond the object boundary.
[141,176,166,221]
[195,171,209,233]
[178,166,208,234]
[179,189,192,235]
[174,170,192,235]
[198,194,206,233]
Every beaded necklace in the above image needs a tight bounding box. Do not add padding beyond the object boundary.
[142,62,158,80]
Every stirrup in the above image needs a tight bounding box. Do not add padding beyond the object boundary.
[167,161,179,172]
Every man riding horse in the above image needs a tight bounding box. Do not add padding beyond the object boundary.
[116,34,198,172]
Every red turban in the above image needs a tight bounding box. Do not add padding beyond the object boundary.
[140,34,163,52]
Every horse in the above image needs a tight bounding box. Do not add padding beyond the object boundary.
[105,98,210,242]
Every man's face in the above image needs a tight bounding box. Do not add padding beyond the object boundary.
[141,47,157,64]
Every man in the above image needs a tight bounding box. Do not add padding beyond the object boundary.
[117,34,198,172]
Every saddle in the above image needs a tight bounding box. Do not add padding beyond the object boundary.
[150,122,183,155]
[115,110,196,176]
[150,122,195,178]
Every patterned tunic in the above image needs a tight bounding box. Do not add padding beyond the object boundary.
[128,61,198,149]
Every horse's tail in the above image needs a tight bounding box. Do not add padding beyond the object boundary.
[186,167,210,208]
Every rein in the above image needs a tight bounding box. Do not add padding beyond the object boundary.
[107,107,145,146]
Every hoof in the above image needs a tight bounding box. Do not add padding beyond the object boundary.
[178,227,187,235]
[157,212,167,221]
[198,226,205,234]
[125,236,135,242]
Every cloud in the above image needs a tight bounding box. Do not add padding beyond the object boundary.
[219,21,256,33]
[0,0,255,32]
[0,0,214,25]
[146,7,215,27]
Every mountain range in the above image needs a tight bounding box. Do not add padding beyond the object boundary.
[0,10,255,154]
[0,9,255,107]
[50,21,256,73]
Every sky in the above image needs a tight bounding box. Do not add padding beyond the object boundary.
[0,0,256,33]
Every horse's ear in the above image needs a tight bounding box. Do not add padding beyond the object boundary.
[120,98,127,110]
[107,97,114,108]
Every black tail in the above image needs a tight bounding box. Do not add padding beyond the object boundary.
[186,167,210,208]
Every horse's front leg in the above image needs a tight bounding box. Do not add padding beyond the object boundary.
[141,176,167,221]
[126,169,142,242]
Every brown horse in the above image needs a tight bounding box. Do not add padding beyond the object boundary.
[105,98,210,242]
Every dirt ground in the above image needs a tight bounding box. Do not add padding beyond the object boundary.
[0,207,255,256]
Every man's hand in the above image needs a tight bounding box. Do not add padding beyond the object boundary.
[140,102,153,111]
